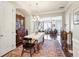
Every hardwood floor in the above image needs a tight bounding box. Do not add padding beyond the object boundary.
[4,34,65,57]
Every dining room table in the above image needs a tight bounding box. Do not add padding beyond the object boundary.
[24,32,45,44]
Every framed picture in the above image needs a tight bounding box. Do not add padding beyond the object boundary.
[73,7,79,24]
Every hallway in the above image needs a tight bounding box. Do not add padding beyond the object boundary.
[4,35,65,57]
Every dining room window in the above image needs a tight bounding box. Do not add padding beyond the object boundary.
[32,16,62,33]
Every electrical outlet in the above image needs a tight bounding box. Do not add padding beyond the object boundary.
[12,44,14,48]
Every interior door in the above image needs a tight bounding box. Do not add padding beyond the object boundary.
[0,2,16,56]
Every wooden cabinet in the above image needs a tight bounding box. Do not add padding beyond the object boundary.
[61,30,68,51]
[16,14,25,46]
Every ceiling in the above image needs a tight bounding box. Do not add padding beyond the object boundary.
[12,1,70,15]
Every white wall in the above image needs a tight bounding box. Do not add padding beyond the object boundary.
[0,2,16,56]
[23,12,33,35]
[65,2,79,57]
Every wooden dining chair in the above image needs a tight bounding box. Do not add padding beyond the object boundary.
[21,38,35,57]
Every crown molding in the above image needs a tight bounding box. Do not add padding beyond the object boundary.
[33,9,65,15]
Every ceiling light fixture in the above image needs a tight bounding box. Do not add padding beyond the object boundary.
[59,6,64,9]
[36,2,38,5]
